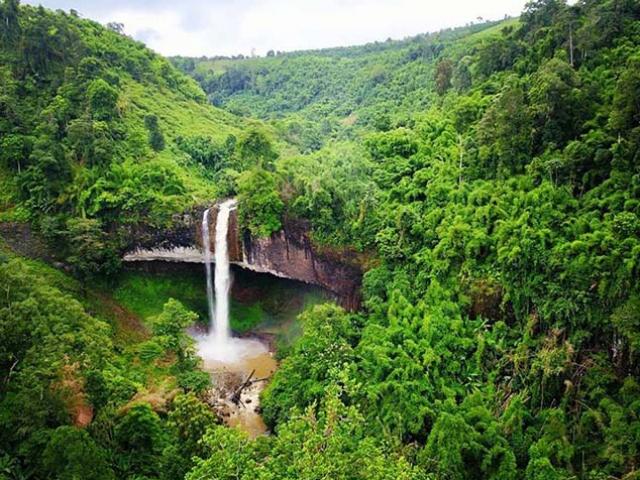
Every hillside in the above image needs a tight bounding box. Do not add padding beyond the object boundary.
[171,20,515,147]
[0,4,285,479]
[171,21,506,118]
[0,3,281,276]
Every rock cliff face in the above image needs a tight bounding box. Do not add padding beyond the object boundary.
[122,209,201,261]
[123,205,362,310]
[238,219,362,310]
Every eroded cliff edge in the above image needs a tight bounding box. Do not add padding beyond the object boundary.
[123,207,362,310]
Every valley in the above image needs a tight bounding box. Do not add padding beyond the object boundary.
[1,1,640,479]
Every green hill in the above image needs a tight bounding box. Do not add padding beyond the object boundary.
[0,2,293,278]
[171,20,514,144]
[0,4,277,256]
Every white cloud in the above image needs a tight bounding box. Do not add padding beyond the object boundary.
[23,0,528,56]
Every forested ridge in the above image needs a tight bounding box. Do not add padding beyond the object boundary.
[2,0,640,478]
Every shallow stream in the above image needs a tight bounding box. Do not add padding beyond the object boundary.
[199,339,277,437]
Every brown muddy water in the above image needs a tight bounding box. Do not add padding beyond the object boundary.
[199,336,277,437]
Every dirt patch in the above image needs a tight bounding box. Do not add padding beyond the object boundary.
[75,404,94,428]
[52,362,94,428]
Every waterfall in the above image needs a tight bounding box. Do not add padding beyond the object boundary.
[202,199,236,344]
[202,208,215,332]
[197,199,270,435]
[198,198,266,363]
[213,199,235,343]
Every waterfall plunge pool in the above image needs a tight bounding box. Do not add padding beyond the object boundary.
[194,334,277,438]
[112,261,329,436]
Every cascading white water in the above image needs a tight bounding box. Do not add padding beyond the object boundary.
[197,199,272,436]
[202,208,215,332]
[202,199,235,343]
[212,199,235,343]
[198,199,266,363]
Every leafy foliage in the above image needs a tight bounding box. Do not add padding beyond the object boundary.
[176,1,640,478]
[0,0,249,266]
[261,304,355,428]
[189,386,424,480]
[0,253,213,479]
[237,167,284,237]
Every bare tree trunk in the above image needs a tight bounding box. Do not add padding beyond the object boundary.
[458,135,464,185]
[230,369,256,405]
[569,23,574,67]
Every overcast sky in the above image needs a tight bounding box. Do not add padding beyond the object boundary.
[23,0,530,57]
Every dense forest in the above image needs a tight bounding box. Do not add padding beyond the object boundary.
[2,0,640,478]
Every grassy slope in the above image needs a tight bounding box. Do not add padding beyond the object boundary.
[0,237,146,346]
[0,237,198,411]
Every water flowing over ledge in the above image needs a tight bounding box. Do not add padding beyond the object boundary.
[196,199,269,363]
[123,246,205,262]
